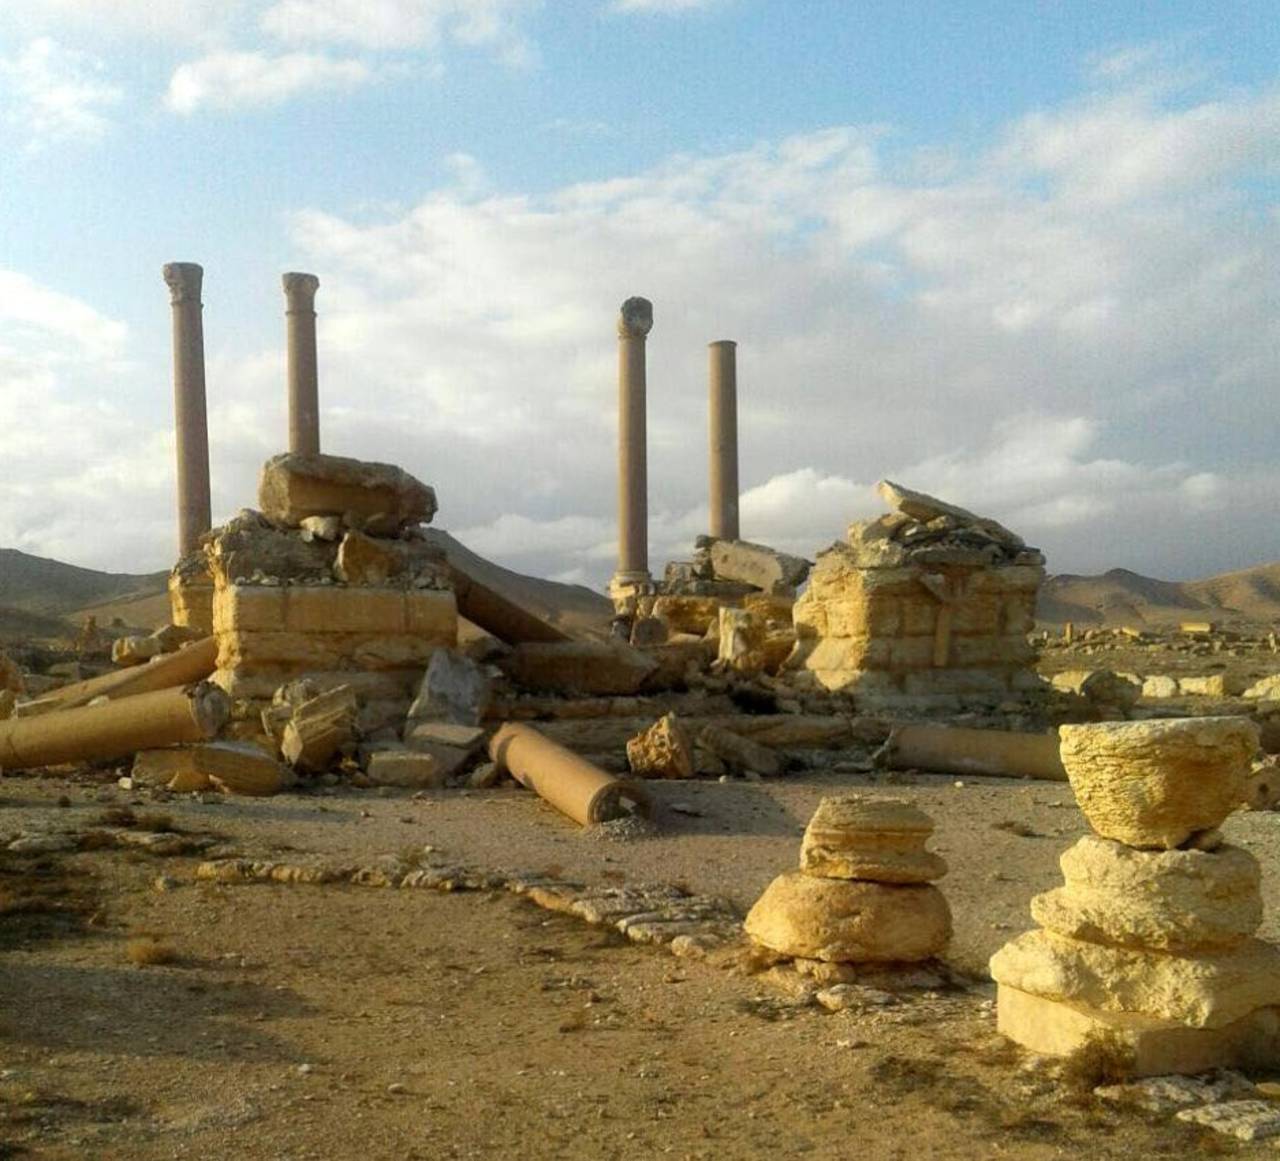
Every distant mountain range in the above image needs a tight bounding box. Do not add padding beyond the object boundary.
[1037,562,1280,627]
[3,543,1278,643]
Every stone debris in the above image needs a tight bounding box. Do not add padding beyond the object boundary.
[745,795,951,964]
[406,649,490,726]
[111,623,203,668]
[503,640,658,696]
[1141,675,1179,699]
[791,480,1043,706]
[696,723,782,777]
[1243,674,1280,700]
[1094,1070,1256,1114]
[706,538,810,596]
[1175,1100,1280,1141]
[280,684,358,772]
[626,712,694,779]
[258,452,437,535]
[160,741,291,796]
[365,749,449,789]
[716,607,767,675]
[992,715,1280,1075]
[1058,717,1257,849]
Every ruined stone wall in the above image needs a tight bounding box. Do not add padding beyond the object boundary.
[792,482,1044,704]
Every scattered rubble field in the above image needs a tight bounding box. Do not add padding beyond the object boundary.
[4,762,1280,1160]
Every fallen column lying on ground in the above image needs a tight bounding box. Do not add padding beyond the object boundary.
[0,682,229,770]
[878,723,1067,782]
[17,637,218,716]
[488,722,646,826]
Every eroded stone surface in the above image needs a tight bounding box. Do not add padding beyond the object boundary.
[1058,718,1258,849]
[744,871,951,962]
[626,712,694,780]
[1029,835,1261,952]
[259,453,437,534]
[989,928,1280,1029]
[799,795,947,883]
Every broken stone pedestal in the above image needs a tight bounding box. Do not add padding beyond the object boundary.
[745,795,951,963]
[990,717,1280,1075]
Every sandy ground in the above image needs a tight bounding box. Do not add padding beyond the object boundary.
[3,764,1280,1158]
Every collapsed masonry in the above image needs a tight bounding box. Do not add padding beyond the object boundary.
[790,480,1045,708]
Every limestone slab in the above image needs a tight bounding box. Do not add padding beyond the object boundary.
[1058,717,1258,849]
[1030,835,1261,952]
[259,452,437,533]
[799,795,946,883]
[989,928,1280,1029]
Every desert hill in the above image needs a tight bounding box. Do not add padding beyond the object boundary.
[1038,562,1280,628]
[0,548,167,617]
[0,535,615,643]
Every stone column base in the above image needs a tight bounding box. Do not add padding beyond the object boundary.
[608,570,654,615]
[997,984,1280,1077]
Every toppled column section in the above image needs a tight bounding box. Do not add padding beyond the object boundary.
[991,717,1280,1076]
[792,479,1044,707]
[745,795,951,962]
[489,722,646,826]
[0,682,229,770]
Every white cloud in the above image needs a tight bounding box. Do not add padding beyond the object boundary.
[165,50,372,113]
[2,55,1278,588]
[0,37,122,146]
[259,0,537,63]
[0,1,238,44]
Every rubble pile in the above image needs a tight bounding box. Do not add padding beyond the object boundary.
[991,716,1280,1075]
[790,480,1044,707]
[744,794,951,965]
[205,453,458,742]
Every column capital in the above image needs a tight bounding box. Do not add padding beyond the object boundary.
[163,262,203,305]
[708,338,737,349]
[282,271,320,309]
[617,296,653,339]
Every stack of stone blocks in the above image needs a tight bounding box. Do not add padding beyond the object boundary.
[792,480,1044,704]
[183,453,458,739]
[745,794,951,967]
[991,717,1280,1076]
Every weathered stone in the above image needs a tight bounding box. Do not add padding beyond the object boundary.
[745,871,950,962]
[407,648,490,726]
[1078,670,1142,710]
[366,749,448,788]
[335,530,404,585]
[651,594,724,636]
[299,514,342,542]
[281,685,358,772]
[1058,718,1258,849]
[1030,835,1262,952]
[1142,675,1180,699]
[716,607,767,674]
[111,635,162,667]
[697,723,782,777]
[259,452,437,534]
[990,928,1280,1029]
[505,641,657,696]
[629,616,668,647]
[1176,1101,1280,1141]
[707,538,810,593]
[996,983,1280,1077]
[1243,675,1280,701]
[626,712,694,779]
[404,721,485,752]
[177,742,289,796]
[799,795,947,883]
[876,479,1022,548]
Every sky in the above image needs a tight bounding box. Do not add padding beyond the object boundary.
[0,1,1276,589]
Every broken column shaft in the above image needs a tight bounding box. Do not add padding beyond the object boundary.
[163,262,213,557]
[283,272,320,456]
[708,339,740,540]
[613,297,654,596]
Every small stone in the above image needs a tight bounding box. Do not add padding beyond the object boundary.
[626,713,695,780]
[1175,1100,1280,1141]
[387,1082,408,1095]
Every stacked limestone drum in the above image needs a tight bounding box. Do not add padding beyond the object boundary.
[991,717,1280,1075]
[745,795,951,964]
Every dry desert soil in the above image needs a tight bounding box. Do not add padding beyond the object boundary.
[4,757,1280,1160]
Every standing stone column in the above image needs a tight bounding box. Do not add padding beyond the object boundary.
[611,297,654,602]
[283,272,320,456]
[708,339,740,541]
[163,262,212,557]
